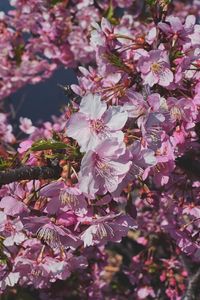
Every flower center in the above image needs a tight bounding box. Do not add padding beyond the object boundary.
[151,62,163,74]
[95,157,112,180]
[60,191,78,206]
[95,223,114,240]
[37,225,61,249]
[170,106,182,121]
[90,119,105,134]
[5,222,14,233]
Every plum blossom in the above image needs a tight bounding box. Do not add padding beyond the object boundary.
[137,50,174,87]
[67,93,128,152]
[123,91,148,119]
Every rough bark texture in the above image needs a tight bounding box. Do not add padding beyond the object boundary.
[182,254,200,300]
[0,165,62,185]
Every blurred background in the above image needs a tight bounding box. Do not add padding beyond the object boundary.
[1,1,78,123]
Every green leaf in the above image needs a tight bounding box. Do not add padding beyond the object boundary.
[104,52,131,73]
[31,139,67,151]
[0,157,12,170]
[14,44,25,66]
[104,4,114,21]
[50,0,63,5]
[146,0,156,5]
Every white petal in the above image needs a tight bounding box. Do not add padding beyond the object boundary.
[79,94,107,119]
[103,106,128,130]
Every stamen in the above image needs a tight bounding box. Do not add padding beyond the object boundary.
[151,62,163,74]
[95,158,113,180]
[170,106,182,121]
[37,226,61,249]
[96,224,114,239]
[60,191,78,206]
[90,119,105,134]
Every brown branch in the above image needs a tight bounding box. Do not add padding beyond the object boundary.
[0,165,62,186]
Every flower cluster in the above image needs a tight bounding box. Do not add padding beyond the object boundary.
[0,0,200,299]
[0,0,144,101]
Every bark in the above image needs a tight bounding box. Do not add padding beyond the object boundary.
[0,165,62,186]
[182,254,200,300]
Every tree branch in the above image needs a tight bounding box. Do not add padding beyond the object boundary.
[181,254,200,300]
[0,165,62,186]
[183,268,200,300]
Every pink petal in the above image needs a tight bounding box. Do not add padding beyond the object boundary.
[0,196,28,216]
[158,68,174,87]
[103,106,128,130]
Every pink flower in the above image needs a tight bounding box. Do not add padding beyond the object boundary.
[3,219,27,247]
[18,140,33,154]
[123,91,148,119]
[79,139,131,197]
[80,214,136,247]
[158,15,195,46]
[41,182,88,217]
[0,196,28,216]
[0,113,15,143]
[19,117,36,134]
[112,141,156,197]
[24,217,80,250]
[67,93,128,152]
[137,286,155,299]
[137,50,173,87]
[59,186,88,217]
[0,272,20,291]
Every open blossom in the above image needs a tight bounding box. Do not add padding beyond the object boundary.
[137,50,174,87]
[0,113,15,143]
[0,272,20,291]
[158,15,195,46]
[1,2,200,298]
[19,117,36,134]
[81,214,136,247]
[79,139,131,197]
[137,286,156,299]
[112,141,156,197]
[123,91,148,119]
[3,219,27,247]
[67,93,128,152]
[40,181,88,216]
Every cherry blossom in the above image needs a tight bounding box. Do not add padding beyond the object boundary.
[67,93,128,152]
[137,50,174,87]
[0,1,200,299]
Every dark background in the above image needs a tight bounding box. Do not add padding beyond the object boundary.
[1,1,78,123]
[7,68,77,123]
